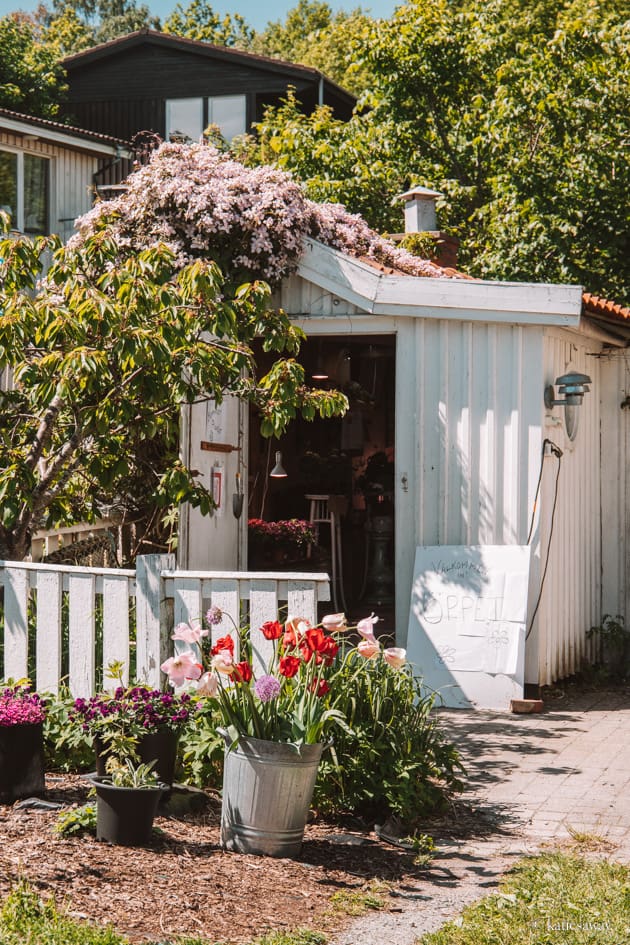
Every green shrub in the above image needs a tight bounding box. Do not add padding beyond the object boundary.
[177,698,224,789]
[315,654,464,824]
[43,687,94,772]
[54,802,97,838]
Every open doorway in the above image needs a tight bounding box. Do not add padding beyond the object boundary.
[248,334,396,634]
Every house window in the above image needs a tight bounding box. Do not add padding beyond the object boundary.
[0,148,49,235]
[166,95,247,143]
[165,97,203,143]
[207,95,247,141]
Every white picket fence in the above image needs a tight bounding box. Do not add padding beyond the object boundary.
[0,554,331,697]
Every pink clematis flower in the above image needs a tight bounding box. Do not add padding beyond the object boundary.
[357,639,380,660]
[197,672,220,697]
[383,647,407,669]
[161,651,203,686]
[211,649,235,674]
[357,613,379,644]
[321,613,347,631]
[171,621,208,645]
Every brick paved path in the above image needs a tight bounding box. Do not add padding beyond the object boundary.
[332,686,630,944]
[441,687,630,860]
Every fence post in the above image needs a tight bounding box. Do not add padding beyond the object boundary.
[136,554,174,690]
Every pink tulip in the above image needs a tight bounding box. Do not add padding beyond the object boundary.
[197,672,219,697]
[383,647,407,669]
[160,651,203,686]
[322,613,347,631]
[211,649,235,674]
[357,613,379,644]
[357,639,380,660]
[171,621,208,644]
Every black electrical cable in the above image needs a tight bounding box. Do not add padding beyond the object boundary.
[525,442,562,641]
[526,438,550,545]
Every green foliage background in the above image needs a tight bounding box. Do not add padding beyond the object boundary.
[0,0,627,298]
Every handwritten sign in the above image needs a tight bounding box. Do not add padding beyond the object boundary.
[406,545,531,709]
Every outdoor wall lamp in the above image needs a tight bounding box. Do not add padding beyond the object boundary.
[544,371,592,409]
[270,451,287,478]
[544,371,592,441]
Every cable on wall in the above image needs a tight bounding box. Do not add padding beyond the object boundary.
[525,438,563,641]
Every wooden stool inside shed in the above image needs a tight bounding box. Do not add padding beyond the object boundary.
[305,494,347,613]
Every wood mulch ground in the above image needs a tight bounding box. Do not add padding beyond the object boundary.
[0,774,433,944]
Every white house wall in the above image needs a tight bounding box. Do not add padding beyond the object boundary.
[0,129,100,243]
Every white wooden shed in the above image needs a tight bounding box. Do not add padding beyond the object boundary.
[180,235,630,692]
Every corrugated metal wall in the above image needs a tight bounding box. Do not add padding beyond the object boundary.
[412,319,543,547]
[534,329,603,684]
[278,274,617,687]
[599,349,630,636]
[0,131,100,243]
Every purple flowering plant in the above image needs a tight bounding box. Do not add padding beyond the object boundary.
[0,683,46,727]
[72,668,193,759]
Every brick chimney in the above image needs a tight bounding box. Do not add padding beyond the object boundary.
[396,186,459,270]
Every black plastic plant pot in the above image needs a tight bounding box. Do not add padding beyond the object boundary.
[95,730,179,785]
[93,778,164,846]
[138,730,179,786]
[0,722,45,804]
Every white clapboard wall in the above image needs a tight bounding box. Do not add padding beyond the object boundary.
[0,555,330,697]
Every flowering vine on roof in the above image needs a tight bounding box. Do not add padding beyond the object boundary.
[74,143,445,284]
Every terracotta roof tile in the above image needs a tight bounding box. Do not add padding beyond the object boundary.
[582,292,630,323]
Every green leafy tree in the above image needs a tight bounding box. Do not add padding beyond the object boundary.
[0,222,346,561]
[163,0,254,48]
[43,0,159,48]
[251,0,373,94]
[248,91,405,231]
[252,0,333,60]
[249,0,630,302]
[40,6,95,56]
[0,14,67,117]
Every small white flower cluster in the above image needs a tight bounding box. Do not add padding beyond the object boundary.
[74,143,449,285]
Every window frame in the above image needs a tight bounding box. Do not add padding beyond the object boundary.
[0,145,50,236]
[165,94,248,143]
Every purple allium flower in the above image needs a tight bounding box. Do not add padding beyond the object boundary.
[206,606,223,626]
[254,675,281,703]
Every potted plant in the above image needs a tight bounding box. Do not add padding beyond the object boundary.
[161,608,407,857]
[0,683,47,804]
[72,675,193,787]
[92,758,165,846]
[248,518,317,566]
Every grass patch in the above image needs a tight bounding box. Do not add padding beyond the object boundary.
[565,825,616,853]
[419,852,630,944]
[329,882,388,916]
[253,932,327,945]
[0,883,330,945]
[0,881,126,944]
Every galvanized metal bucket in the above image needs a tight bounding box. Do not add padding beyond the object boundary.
[220,732,323,857]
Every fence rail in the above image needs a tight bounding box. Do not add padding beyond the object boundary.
[0,554,331,697]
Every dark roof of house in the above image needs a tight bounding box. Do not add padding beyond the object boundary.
[0,107,130,150]
[62,29,356,108]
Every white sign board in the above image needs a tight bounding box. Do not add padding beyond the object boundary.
[406,545,531,710]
